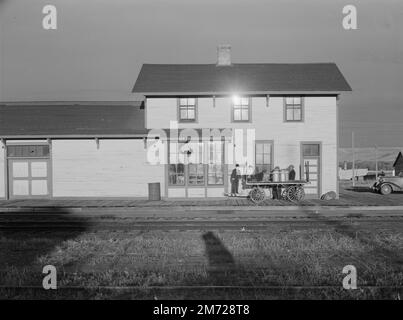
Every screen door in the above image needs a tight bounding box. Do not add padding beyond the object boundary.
[301,143,321,198]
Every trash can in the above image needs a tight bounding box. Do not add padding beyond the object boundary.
[148,182,161,201]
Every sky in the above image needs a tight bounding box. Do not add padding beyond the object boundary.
[0,0,402,148]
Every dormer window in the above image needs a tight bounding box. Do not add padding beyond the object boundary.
[178,98,197,122]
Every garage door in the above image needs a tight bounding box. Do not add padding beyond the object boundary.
[7,144,51,199]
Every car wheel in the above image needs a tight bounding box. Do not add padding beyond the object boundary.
[380,184,392,195]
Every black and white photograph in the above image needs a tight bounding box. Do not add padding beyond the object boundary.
[0,0,402,306]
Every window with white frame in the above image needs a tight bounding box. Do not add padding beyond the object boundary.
[168,141,206,186]
[232,96,250,122]
[178,98,197,122]
[207,141,224,185]
[255,141,273,173]
[168,142,185,186]
[187,142,204,186]
[284,96,303,121]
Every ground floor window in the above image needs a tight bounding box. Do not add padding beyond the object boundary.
[188,164,204,185]
[208,164,224,185]
[207,141,224,185]
[168,164,185,185]
[168,142,186,186]
[168,140,224,187]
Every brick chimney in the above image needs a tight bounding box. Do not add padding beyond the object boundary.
[217,45,231,66]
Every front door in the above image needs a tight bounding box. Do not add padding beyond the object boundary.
[301,143,321,198]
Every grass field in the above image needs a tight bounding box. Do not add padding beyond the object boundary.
[0,213,402,299]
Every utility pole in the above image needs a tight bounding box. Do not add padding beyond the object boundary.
[352,131,355,187]
[375,146,378,180]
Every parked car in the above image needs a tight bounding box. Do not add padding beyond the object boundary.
[372,175,403,195]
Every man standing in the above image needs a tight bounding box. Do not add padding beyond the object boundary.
[288,165,296,181]
[230,164,241,196]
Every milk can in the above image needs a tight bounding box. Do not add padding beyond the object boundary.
[272,168,281,182]
[280,169,289,181]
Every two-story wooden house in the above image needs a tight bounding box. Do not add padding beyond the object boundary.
[0,46,351,200]
[133,46,352,199]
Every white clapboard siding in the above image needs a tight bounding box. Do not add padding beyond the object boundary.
[52,139,164,197]
[187,188,205,198]
[147,96,338,195]
[167,188,186,198]
[207,188,225,197]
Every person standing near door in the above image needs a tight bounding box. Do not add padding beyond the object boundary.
[230,164,241,196]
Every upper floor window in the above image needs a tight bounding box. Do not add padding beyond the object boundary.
[255,141,273,173]
[178,98,197,122]
[284,96,304,122]
[232,96,250,122]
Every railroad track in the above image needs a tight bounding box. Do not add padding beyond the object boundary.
[1,215,402,231]
[0,284,401,301]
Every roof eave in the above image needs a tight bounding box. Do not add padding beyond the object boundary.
[137,90,351,96]
[0,134,148,140]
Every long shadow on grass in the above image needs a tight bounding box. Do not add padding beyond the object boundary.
[0,208,89,290]
[202,231,238,285]
[112,231,248,300]
[168,231,250,300]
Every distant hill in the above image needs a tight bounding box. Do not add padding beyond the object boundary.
[339,160,393,171]
[339,148,400,170]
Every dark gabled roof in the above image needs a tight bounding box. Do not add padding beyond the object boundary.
[393,151,403,167]
[0,102,146,137]
[132,63,352,94]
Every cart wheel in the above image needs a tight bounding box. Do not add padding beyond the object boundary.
[280,188,287,200]
[249,187,266,204]
[294,186,305,201]
[286,186,305,201]
[284,186,294,201]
